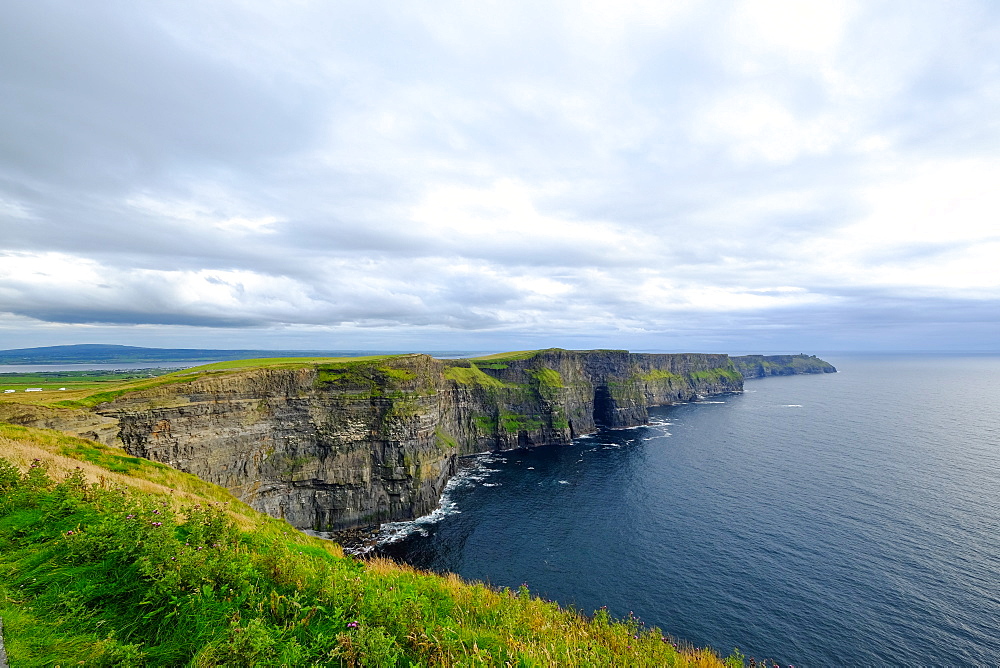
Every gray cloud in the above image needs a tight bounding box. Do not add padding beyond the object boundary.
[1,1,999,352]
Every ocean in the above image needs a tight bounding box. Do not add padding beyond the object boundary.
[377,355,1000,666]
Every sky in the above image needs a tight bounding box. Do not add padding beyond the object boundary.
[2,0,999,354]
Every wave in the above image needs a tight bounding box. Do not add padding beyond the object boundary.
[373,452,504,548]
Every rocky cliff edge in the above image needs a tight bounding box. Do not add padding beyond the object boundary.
[1,350,833,531]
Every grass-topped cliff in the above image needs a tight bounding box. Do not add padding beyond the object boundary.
[0,423,737,666]
[730,354,836,378]
[0,350,832,533]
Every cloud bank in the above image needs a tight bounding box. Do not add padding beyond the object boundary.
[2,0,999,352]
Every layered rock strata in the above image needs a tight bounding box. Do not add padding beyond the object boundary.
[93,349,750,530]
[0,350,834,532]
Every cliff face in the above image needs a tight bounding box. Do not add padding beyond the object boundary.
[0,401,119,445]
[95,350,744,531]
[731,354,837,378]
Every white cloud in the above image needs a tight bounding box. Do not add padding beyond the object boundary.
[1,1,999,351]
[853,158,1000,245]
[696,90,848,163]
[0,198,34,220]
[409,178,656,260]
[126,192,282,236]
[729,0,856,59]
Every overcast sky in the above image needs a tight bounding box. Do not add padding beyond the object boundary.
[2,1,999,354]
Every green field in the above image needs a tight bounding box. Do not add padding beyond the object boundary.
[0,368,177,393]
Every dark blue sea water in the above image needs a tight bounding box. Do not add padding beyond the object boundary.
[378,355,1000,666]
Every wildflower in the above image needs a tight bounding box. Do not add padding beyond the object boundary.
[152,522,162,527]
[66,530,75,535]
[347,621,359,628]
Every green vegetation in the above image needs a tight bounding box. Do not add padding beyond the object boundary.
[636,369,682,383]
[443,364,511,388]
[688,368,742,384]
[465,350,542,363]
[0,425,735,667]
[550,407,570,431]
[0,424,247,512]
[0,368,176,393]
[473,416,498,434]
[730,354,836,378]
[526,367,564,388]
[434,428,459,451]
[52,374,203,409]
[498,411,544,433]
[193,355,399,374]
[314,359,423,397]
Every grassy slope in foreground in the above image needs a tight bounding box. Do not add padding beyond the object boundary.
[0,423,738,667]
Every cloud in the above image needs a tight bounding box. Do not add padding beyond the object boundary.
[0,1,998,352]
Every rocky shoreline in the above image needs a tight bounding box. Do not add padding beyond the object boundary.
[306,525,382,556]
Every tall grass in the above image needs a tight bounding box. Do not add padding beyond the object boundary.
[0,425,741,667]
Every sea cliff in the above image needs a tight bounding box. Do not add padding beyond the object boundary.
[0,350,834,532]
[731,354,837,378]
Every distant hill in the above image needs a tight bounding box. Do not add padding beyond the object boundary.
[0,344,384,365]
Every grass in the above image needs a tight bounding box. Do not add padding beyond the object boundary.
[688,369,743,384]
[526,368,564,388]
[443,364,512,388]
[465,350,543,363]
[636,369,682,383]
[0,424,740,667]
[0,424,258,525]
[185,356,401,373]
[0,368,176,394]
[498,411,544,433]
[15,356,408,410]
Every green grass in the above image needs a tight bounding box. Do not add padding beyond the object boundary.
[186,355,401,373]
[0,429,738,667]
[688,368,743,383]
[443,363,512,388]
[0,368,176,394]
[35,357,411,409]
[465,350,543,363]
[52,374,210,409]
[526,367,564,388]
[498,411,545,433]
[636,369,682,383]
